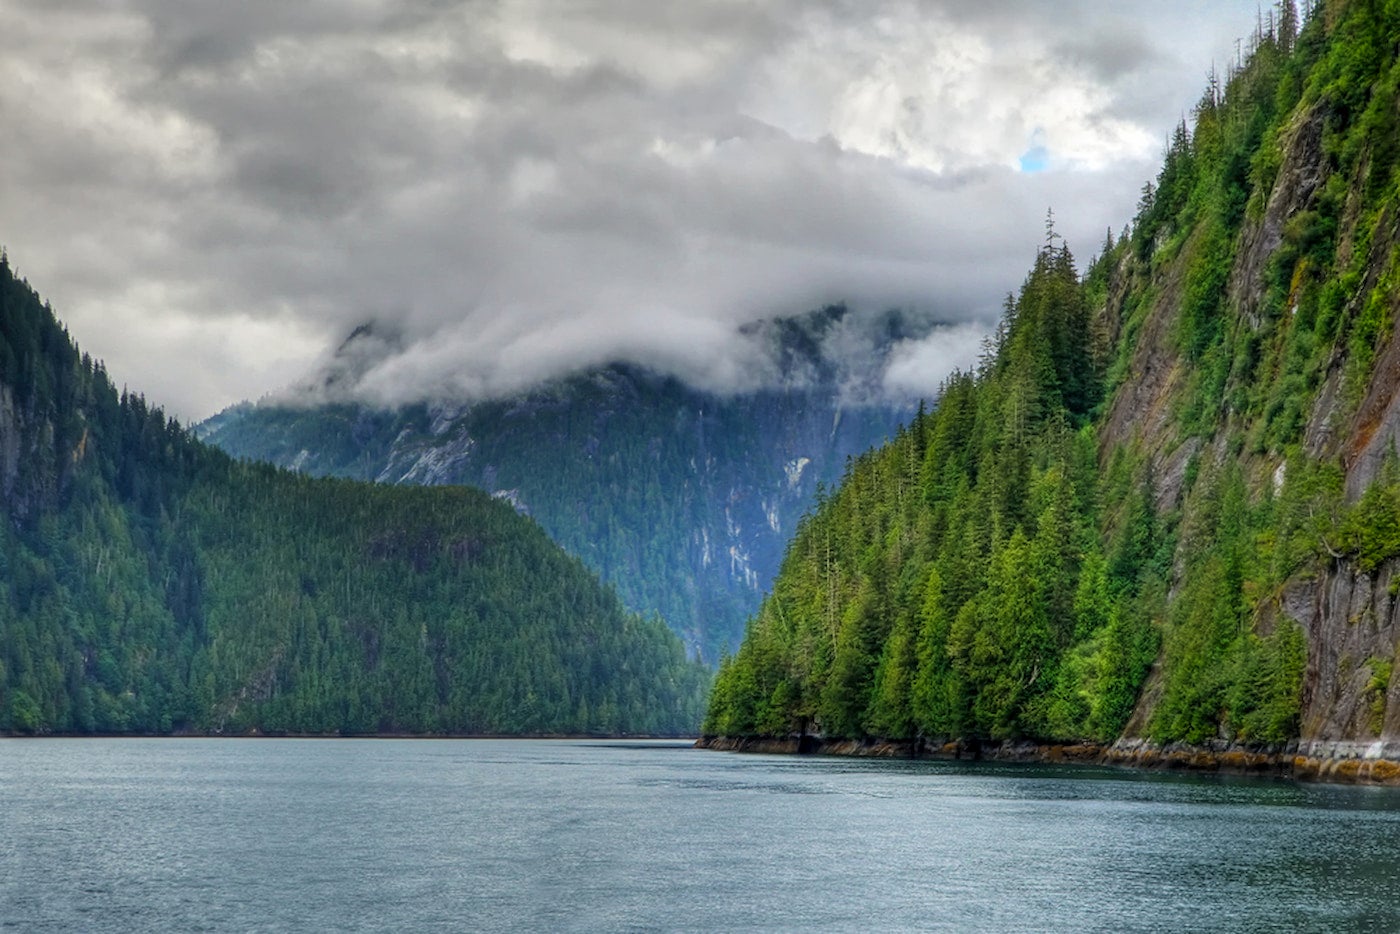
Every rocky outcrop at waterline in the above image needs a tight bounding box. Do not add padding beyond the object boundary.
[697,735,1400,786]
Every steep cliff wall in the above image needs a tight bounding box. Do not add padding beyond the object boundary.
[1095,8,1400,758]
[703,3,1400,782]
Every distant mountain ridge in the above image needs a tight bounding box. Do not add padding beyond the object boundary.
[200,305,928,659]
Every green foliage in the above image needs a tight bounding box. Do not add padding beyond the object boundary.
[1340,248,1400,412]
[709,2,1400,749]
[1177,219,1233,363]
[1150,465,1252,743]
[1339,454,1400,573]
[705,239,1138,742]
[0,256,710,736]
[1227,622,1307,742]
[1269,453,1344,581]
[1127,1,1400,746]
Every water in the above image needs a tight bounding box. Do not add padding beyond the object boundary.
[3,739,1400,932]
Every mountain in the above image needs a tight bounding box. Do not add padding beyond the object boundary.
[199,306,919,661]
[704,1,1400,777]
[0,254,709,735]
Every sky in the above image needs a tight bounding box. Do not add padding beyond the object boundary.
[1,0,1263,422]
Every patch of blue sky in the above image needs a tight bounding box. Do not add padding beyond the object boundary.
[1019,127,1050,173]
[1019,145,1050,172]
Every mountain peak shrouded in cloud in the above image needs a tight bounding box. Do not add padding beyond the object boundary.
[0,1,1257,421]
[283,303,986,410]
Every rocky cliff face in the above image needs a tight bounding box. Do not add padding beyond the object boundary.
[1095,13,1400,757]
[1287,238,1400,755]
[700,4,1400,781]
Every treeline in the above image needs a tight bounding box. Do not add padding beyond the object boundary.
[707,0,1400,747]
[706,238,1169,743]
[0,255,709,735]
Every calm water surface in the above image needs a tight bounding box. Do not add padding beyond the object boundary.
[3,738,1399,932]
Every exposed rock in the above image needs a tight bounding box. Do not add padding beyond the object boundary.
[1155,438,1202,512]
[1339,211,1400,499]
[1099,248,1188,462]
[699,734,1400,786]
[1228,104,1328,328]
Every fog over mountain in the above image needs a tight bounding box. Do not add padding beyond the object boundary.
[291,305,988,410]
[0,0,1255,421]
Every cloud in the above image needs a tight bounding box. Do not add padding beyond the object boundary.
[883,323,990,399]
[0,0,1259,421]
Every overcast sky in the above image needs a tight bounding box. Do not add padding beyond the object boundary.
[1,0,1262,422]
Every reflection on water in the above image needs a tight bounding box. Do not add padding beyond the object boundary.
[3,738,1399,932]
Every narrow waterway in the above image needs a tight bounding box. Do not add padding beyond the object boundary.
[3,738,1397,931]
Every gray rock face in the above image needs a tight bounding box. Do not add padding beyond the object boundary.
[1229,105,1328,328]
[1283,567,1399,742]
[1231,121,1400,749]
[1096,72,1400,753]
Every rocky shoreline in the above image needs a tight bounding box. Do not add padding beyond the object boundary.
[696,735,1400,785]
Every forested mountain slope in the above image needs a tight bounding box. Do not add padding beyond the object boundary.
[706,1,1400,771]
[201,309,916,660]
[0,256,709,735]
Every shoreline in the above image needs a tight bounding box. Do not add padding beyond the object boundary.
[695,735,1400,786]
[0,732,699,742]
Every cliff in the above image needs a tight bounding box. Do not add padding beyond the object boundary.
[703,1,1400,782]
[1099,3,1400,764]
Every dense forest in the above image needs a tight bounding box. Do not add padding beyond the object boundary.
[0,256,710,735]
[201,309,915,661]
[707,0,1400,750]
